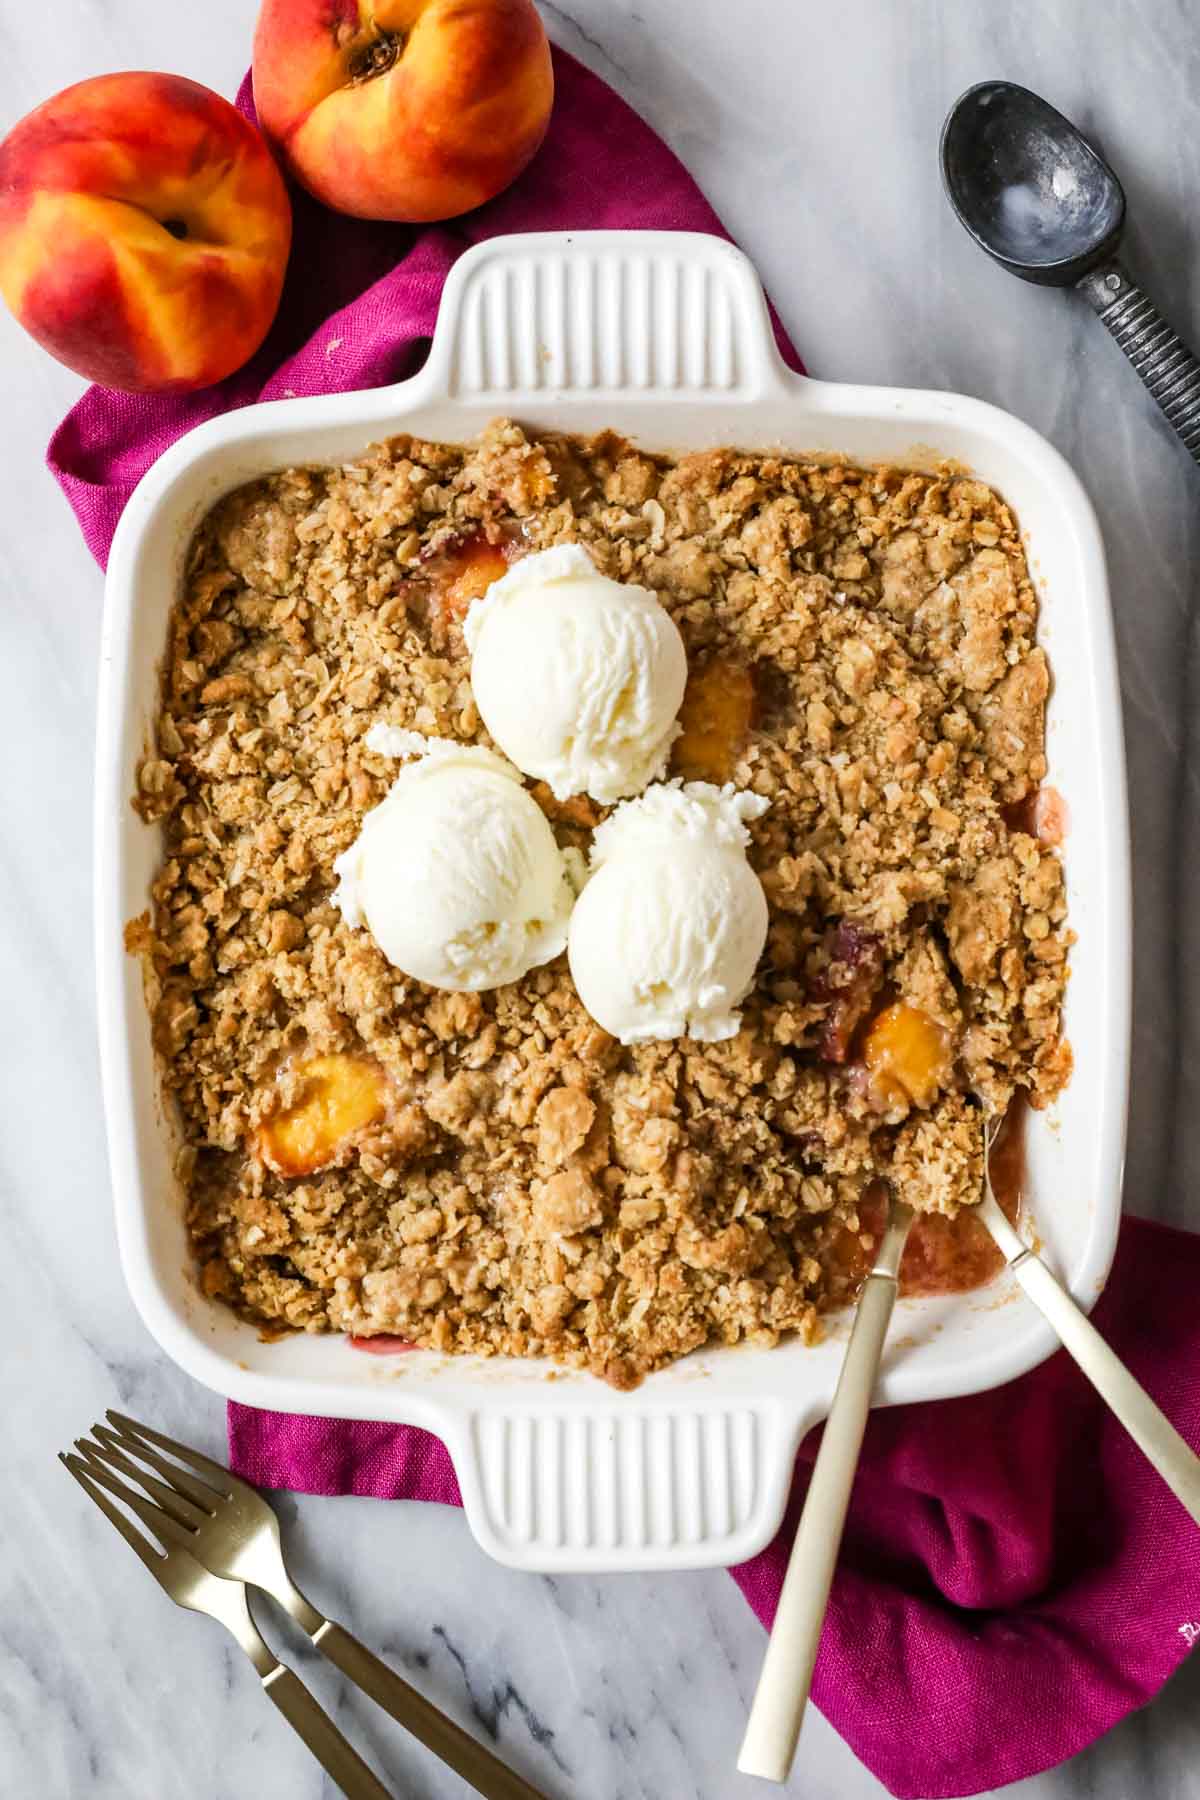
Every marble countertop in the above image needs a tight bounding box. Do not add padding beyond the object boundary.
[3,2,1199,1795]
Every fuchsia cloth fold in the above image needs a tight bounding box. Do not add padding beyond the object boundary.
[51,47,1200,1799]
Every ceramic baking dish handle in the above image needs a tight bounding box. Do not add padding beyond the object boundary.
[447,1401,804,1573]
[421,230,797,406]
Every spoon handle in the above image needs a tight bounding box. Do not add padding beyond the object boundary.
[1078,258,1200,462]
[738,1201,914,1785]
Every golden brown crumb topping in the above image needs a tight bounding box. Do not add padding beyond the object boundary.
[132,421,1070,1388]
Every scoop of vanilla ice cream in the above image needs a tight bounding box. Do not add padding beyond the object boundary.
[333,728,576,991]
[567,781,770,1044]
[464,544,687,804]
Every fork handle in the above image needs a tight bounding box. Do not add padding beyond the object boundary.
[262,1663,395,1800]
[313,1620,548,1800]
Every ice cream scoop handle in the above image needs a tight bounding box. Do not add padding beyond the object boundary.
[1078,259,1200,463]
[999,1242,1200,1526]
[738,1202,913,1784]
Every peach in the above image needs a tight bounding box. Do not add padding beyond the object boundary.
[258,1053,390,1176]
[863,1002,952,1109]
[672,657,757,785]
[253,0,554,222]
[437,532,510,621]
[0,73,291,392]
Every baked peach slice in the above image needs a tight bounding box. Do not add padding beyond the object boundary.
[671,657,756,784]
[862,1003,951,1109]
[439,535,510,622]
[258,1053,389,1176]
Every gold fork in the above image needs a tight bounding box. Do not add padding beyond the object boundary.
[971,1115,1200,1524]
[62,1446,393,1799]
[67,1413,547,1800]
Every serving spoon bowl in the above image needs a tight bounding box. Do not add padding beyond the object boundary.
[941,80,1200,461]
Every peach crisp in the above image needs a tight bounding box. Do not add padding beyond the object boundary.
[132,421,1070,1388]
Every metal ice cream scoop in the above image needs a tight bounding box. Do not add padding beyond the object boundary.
[941,79,1200,463]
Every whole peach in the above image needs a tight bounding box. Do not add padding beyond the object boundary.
[253,0,553,222]
[0,73,292,393]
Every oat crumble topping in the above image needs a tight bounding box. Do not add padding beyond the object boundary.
[131,421,1071,1388]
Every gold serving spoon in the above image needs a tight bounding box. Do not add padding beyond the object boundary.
[738,1191,915,1783]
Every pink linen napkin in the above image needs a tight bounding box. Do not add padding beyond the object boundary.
[50,47,1200,1799]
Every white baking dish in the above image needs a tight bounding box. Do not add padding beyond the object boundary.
[96,231,1129,1573]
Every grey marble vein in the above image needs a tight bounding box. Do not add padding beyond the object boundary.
[2,1,1199,1795]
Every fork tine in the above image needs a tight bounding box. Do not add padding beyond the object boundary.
[106,1411,235,1501]
[74,1440,199,1555]
[60,1453,165,1576]
[85,1426,211,1528]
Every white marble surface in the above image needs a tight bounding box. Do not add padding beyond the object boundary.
[3,2,1200,1796]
